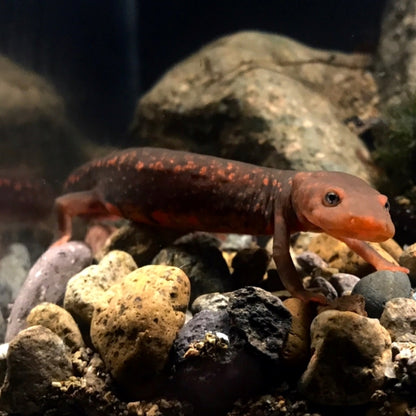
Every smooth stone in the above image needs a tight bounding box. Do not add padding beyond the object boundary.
[352,270,411,318]
[5,241,92,342]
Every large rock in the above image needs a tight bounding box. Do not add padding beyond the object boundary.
[5,241,92,342]
[170,287,292,414]
[0,325,73,415]
[299,310,392,405]
[90,265,190,396]
[131,31,377,182]
[0,54,87,183]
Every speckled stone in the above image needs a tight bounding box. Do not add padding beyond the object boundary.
[299,310,392,405]
[352,271,411,318]
[26,302,84,352]
[380,298,416,342]
[0,325,73,415]
[64,250,137,330]
[90,265,190,394]
[5,241,92,342]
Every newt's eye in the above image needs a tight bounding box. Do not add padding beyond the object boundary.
[384,200,390,211]
[324,191,341,207]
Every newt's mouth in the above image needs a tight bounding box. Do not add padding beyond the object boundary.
[323,217,395,242]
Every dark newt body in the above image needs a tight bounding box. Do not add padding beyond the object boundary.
[62,148,292,235]
[0,175,54,222]
[55,147,408,303]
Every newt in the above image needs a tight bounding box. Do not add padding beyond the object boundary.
[0,173,54,223]
[53,147,409,303]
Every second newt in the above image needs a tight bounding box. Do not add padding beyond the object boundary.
[53,147,408,303]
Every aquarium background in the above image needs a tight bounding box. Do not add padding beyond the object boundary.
[0,0,386,144]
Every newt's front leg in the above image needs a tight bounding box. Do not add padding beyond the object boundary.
[52,189,123,247]
[338,237,409,274]
[273,215,328,304]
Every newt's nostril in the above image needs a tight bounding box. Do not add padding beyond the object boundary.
[378,194,389,210]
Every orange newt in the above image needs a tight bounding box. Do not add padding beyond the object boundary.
[53,147,408,303]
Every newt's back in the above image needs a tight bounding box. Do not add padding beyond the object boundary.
[64,147,288,234]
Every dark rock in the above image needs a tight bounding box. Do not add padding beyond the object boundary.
[0,325,73,415]
[172,309,232,365]
[5,241,92,342]
[170,287,291,414]
[227,286,292,361]
[231,247,271,287]
[352,271,411,318]
[152,232,233,302]
[99,222,181,267]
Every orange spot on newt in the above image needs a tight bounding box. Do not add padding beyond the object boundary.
[106,157,119,167]
[135,161,144,171]
[154,161,164,170]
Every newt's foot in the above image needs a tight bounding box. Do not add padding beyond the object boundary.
[378,264,410,274]
[50,235,70,247]
[293,289,328,305]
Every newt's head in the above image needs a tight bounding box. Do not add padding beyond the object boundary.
[291,171,394,242]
